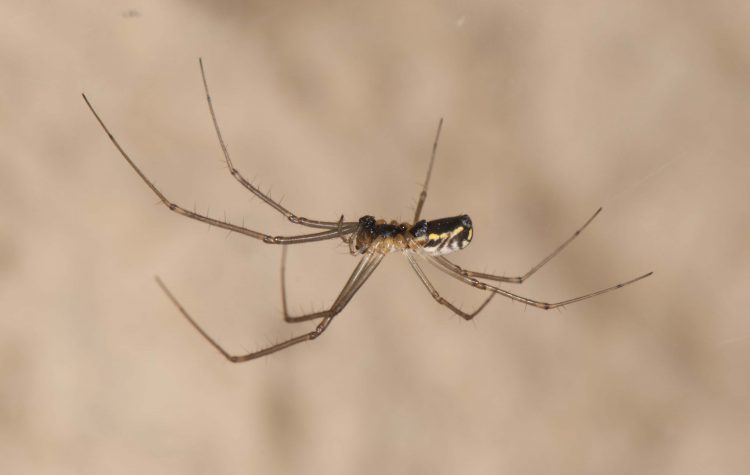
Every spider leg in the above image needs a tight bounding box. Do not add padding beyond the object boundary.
[428,256,652,310]
[82,93,358,244]
[279,246,321,323]
[199,59,351,230]
[435,207,603,283]
[413,118,443,223]
[155,252,383,362]
[279,245,347,323]
[406,253,494,320]
[281,246,383,323]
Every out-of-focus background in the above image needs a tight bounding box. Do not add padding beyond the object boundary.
[2,1,749,474]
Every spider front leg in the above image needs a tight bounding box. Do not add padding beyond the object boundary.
[198,58,350,230]
[155,252,383,362]
[82,93,357,245]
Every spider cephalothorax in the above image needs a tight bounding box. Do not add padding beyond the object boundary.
[350,216,411,254]
[83,59,652,363]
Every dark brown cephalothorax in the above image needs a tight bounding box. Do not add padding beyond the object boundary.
[82,59,653,363]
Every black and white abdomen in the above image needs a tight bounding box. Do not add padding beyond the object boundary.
[411,215,473,256]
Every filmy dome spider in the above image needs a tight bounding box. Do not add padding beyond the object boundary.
[83,59,652,362]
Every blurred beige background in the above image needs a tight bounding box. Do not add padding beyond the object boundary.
[2,1,749,474]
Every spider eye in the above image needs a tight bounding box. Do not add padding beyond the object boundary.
[359,215,376,229]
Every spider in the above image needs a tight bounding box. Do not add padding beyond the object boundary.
[82,59,652,362]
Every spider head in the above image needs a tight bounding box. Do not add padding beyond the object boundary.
[350,215,378,254]
[419,214,473,255]
[358,215,377,234]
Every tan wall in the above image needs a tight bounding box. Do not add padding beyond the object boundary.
[2,1,749,474]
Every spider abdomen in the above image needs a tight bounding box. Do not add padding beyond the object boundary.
[416,215,473,256]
